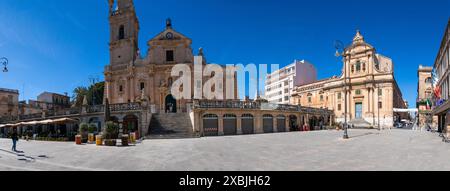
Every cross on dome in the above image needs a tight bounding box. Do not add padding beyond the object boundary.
[353,30,365,44]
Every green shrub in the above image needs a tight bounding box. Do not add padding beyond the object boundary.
[88,123,97,134]
[79,123,89,134]
[103,121,119,140]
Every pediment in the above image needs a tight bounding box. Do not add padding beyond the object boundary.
[147,28,192,45]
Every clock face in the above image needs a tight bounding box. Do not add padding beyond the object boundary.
[166,32,174,39]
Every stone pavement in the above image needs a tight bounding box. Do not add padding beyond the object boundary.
[0,129,449,171]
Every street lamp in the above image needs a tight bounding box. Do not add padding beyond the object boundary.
[335,40,349,139]
[378,85,381,130]
[1,57,8,73]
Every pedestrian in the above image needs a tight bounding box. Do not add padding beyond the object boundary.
[11,130,19,152]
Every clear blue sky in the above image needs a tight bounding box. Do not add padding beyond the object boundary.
[0,0,448,108]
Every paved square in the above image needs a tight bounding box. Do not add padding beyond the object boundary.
[0,129,449,171]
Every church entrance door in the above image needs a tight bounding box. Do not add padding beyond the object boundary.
[355,103,363,119]
[165,94,177,113]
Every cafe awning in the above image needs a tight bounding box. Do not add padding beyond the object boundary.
[0,118,79,128]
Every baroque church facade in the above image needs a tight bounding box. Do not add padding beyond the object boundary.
[104,0,237,114]
[292,31,408,128]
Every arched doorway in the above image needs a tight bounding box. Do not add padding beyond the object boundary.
[89,117,102,133]
[263,114,274,133]
[123,115,139,135]
[241,114,254,134]
[289,115,298,131]
[165,94,177,113]
[203,114,218,136]
[309,116,318,131]
[223,114,237,136]
[277,115,286,132]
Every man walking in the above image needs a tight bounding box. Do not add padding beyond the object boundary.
[11,130,18,152]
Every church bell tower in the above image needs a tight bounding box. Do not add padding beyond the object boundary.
[108,0,140,67]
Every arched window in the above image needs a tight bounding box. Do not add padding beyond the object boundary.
[425,77,432,84]
[356,61,361,72]
[118,25,125,40]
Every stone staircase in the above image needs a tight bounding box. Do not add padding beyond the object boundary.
[348,118,373,129]
[146,113,198,139]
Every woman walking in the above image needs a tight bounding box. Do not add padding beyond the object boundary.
[11,130,18,152]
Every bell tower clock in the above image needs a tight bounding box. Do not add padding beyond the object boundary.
[108,0,140,67]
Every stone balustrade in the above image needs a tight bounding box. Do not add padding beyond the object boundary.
[193,100,334,115]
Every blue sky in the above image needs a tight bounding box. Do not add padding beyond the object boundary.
[0,0,448,108]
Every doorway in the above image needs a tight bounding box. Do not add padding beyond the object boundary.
[165,94,177,113]
[355,103,363,119]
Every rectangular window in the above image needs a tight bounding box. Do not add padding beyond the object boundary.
[166,50,174,62]
[119,85,123,92]
[378,89,383,96]
[337,93,342,99]
[378,102,383,109]
[7,95,13,104]
[140,82,145,91]
[284,96,289,101]
[284,89,289,94]
[320,95,324,101]
[338,104,341,111]
[356,90,361,95]
[308,97,312,103]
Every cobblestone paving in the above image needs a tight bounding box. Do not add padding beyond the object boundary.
[0,129,448,171]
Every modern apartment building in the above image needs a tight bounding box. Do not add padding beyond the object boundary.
[265,60,317,104]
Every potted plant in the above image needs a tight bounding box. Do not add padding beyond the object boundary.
[88,123,97,143]
[103,121,118,146]
[79,123,89,143]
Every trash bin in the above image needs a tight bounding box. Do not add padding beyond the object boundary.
[75,135,82,145]
[130,132,136,144]
[96,135,102,146]
[121,135,129,146]
[88,133,95,144]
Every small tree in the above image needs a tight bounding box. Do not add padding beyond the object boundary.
[79,123,89,135]
[103,121,118,140]
[88,123,97,134]
[79,123,89,143]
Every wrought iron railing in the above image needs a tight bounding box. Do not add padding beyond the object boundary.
[0,116,17,123]
[19,113,42,120]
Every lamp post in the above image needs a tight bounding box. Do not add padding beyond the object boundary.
[1,57,8,73]
[378,85,381,130]
[335,41,349,139]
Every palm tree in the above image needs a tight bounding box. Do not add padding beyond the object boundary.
[73,86,88,107]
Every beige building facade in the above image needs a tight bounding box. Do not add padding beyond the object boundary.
[0,88,19,119]
[292,31,407,128]
[416,65,437,128]
[104,0,237,114]
[432,19,450,133]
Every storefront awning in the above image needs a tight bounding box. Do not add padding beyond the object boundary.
[0,118,78,128]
